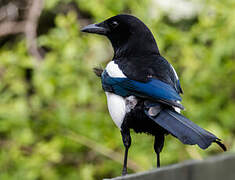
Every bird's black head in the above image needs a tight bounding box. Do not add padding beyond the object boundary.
[81,14,160,58]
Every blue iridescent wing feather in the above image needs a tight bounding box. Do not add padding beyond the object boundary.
[101,70,182,102]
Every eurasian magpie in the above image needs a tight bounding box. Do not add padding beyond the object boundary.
[81,14,226,175]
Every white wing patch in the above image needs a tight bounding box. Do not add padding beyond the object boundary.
[170,64,182,113]
[170,64,179,80]
[105,61,126,78]
[174,101,181,113]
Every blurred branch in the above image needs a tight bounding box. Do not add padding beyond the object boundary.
[66,130,144,172]
[0,2,19,21]
[0,21,25,36]
[0,0,44,62]
[25,0,44,61]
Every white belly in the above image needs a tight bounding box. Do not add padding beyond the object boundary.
[105,92,126,129]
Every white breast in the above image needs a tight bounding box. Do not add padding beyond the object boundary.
[105,92,126,129]
[104,61,127,129]
[105,61,126,78]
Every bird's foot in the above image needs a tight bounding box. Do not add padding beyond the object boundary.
[122,167,127,176]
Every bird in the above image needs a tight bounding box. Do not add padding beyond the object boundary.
[81,14,226,175]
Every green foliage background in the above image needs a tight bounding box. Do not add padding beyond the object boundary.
[0,0,235,179]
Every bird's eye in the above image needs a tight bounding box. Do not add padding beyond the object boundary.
[110,21,119,28]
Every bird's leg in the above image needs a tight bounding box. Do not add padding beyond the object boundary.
[121,129,131,176]
[154,135,164,168]
[154,138,161,168]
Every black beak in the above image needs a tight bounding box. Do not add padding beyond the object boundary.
[81,23,109,35]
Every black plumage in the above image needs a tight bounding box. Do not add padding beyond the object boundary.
[81,14,226,176]
[116,55,183,94]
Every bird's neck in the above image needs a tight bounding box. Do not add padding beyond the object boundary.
[112,36,160,59]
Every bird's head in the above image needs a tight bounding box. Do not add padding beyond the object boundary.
[81,14,160,58]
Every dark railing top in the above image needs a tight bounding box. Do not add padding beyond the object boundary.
[104,153,235,180]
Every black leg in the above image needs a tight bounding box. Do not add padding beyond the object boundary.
[154,134,164,168]
[121,129,131,176]
[156,149,160,168]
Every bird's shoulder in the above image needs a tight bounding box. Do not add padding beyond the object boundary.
[115,55,183,94]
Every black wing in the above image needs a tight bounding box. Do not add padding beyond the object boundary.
[115,55,183,94]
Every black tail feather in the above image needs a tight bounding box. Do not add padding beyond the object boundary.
[145,108,226,150]
[214,139,227,151]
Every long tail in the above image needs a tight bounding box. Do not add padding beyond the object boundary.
[145,108,226,151]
